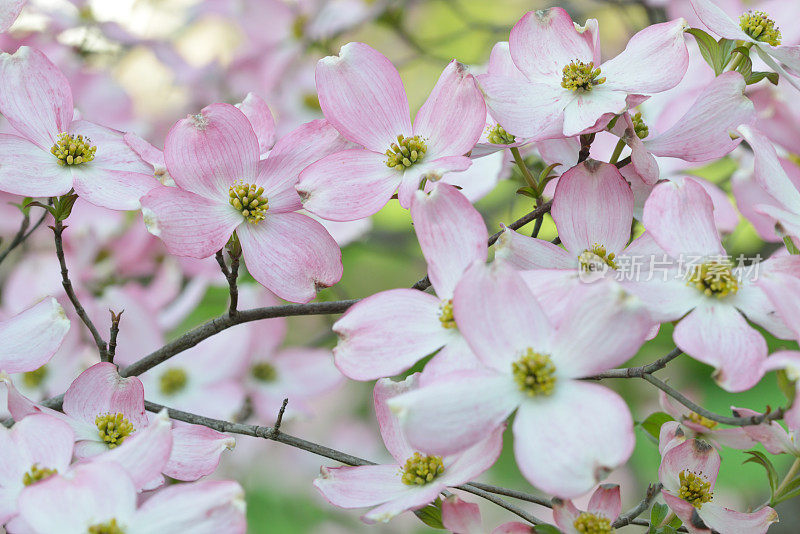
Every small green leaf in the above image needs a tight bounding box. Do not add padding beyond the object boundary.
[732,46,754,81]
[783,236,800,255]
[771,474,800,504]
[717,38,737,72]
[649,502,670,533]
[668,515,683,528]
[538,162,561,184]
[533,525,562,534]
[516,186,538,199]
[743,450,779,494]
[52,192,78,222]
[746,71,780,85]
[413,500,445,529]
[640,412,675,443]
[686,28,720,73]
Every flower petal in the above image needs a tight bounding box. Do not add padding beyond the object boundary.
[72,167,159,211]
[688,0,751,41]
[494,227,574,270]
[313,464,411,509]
[697,502,778,534]
[738,124,800,215]
[658,438,720,494]
[235,92,275,154]
[477,74,564,140]
[0,133,73,196]
[588,484,622,521]
[374,375,417,464]
[62,362,148,429]
[164,422,235,481]
[441,496,483,534]
[396,155,472,209]
[562,89,628,137]
[439,424,505,485]
[0,297,70,374]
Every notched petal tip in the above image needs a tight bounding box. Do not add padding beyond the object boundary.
[141,207,162,237]
[693,439,713,453]
[188,112,209,131]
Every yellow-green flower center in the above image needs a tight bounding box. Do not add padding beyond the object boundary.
[51,132,97,166]
[229,182,269,224]
[438,299,456,329]
[740,11,781,46]
[573,512,613,533]
[512,349,557,397]
[631,111,649,139]
[687,411,718,430]
[386,134,426,170]
[159,368,188,396]
[95,412,135,449]
[22,464,57,486]
[678,470,713,508]
[487,124,516,145]
[302,93,321,111]
[561,61,606,92]
[579,244,618,271]
[88,518,125,534]
[400,452,445,485]
[22,366,49,389]
[251,361,278,382]
[687,261,738,298]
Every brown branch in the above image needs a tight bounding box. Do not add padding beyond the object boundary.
[107,310,123,364]
[613,483,662,528]
[0,205,48,266]
[215,249,240,318]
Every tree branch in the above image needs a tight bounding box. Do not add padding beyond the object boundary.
[613,482,662,528]
[0,206,48,266]
[107,310,123,364]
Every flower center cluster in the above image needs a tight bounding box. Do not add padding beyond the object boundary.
[386,134,426,170]
[512,349,557,397]
[22,464,57,486]
[631,111,648,139]
[51,132,96,166]
[573,512,613,534]
[438,299,456,329]
[679,470,713,508]
[487,124,516,145]
[400,452,445,485]
[159,368,188,396]
[22,366,48,389]
[687,411,718,430]
[88,518,125,534]
[251,361,278,382]
[579,244,618,271]
[561,61,606,92]
[687,261,738,298]
[229,182,269,224]
[95,412,135,448]
[739,11,781,46]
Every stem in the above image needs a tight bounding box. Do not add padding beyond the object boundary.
[727,42,754,72]
[609,138,626,164]
[107,310,123,364]
[0,206,48,266]
[775,458,800,497]
[510,146,537,189]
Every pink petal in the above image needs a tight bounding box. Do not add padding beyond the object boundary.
[601,19,689,94]
[695,178,739,233]
[689,0,750,41]
[0,133,73,196]
[296,149,402,221]
[333,289,453,380]
[235,92,275,154]
[72,167,159,211]
[588,484,622,521]
[316,42,412,152]
[509,8,594,80]
[420,335,484,386]
[738,124,800,214]
[552,159,634,256]
[642,178,725,257]
[755,47,800,92]
[439,424,504,485]
[11,413,74,472]
[662,491,708,533]
[62,362,148,429]
[674,303,767,392]
[164,103,259,200]
[492,523,534,534]
[659,438,720,494]
[477,74,564,140]
[124,132,165,172]
[487,41,526,80]
[313,464,412,509]
[361,484,443,524]
[731,406,795,455]
[513,381,634,498]
[0,297,70,374]
[140,185,241,258]
[164,422,235,481]
[396,155,472,209]
[562,89,629,137]
[495,227,574,270]
[69,120,152,174]
[237,211,342,303]
[644,73,755,162]
[0,46,72,149]
[696,502,778,534]
[411,182,487,298]
[374,376,417,464]
[609,112,659,185]
[736,275,794,340]
[622,270,702,323]
[552,499,582,534]
[0,0,26,32]
[413,61,485,158]
[441,496,483,534]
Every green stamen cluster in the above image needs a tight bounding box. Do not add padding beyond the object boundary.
[159,368,188,396]
[579,244,618,271]
[687,261,738,298]
[512,349,557,397]
[22,366,48,389]
[739,11,781,46]
[687,411,718,430]
[88,518,125,534]
[22,464,57,486]
[386,134,426,170]
[561,61,606,92]
[251,361,278,382]
[679,470,713,508]
[631,111,649,139]
[400,452,444,485]
[229,182,269,224]
[487,124,516,145]
[95,412,134,448]
[51,132,96,166]
[438,299,456,329]
[573,512,613,533]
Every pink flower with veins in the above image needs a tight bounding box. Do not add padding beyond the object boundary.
[314,375,504,524]
[658,392,755,450]
[440,495,531,534]
[478,8,689,141]
[12,462,246,534]
[659,438,778,534]
[0,297,70,375]
[388,261,652,498]
[0,47,158,210]
[690,0,800,90]
[0,0,26,33]
[333,183,486,382]
[627,177,800,391]
[140,105,346,303]
[296,43,486,221]
[552,484,622,534]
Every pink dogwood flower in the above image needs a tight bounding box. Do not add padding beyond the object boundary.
[296,43,486,220]
[333,183,486,381]
[478,8,689,140]
[0,297,70,374]
[140,106,346,303]
[389,260,652,498]
[690,0,800,90]
[313,375,504,524]
[0,47,158,209]
[659,438,778,533]
[658,392,755,450]
[13,462,246,534]
[440,495,531,534]
[552,484,622,534]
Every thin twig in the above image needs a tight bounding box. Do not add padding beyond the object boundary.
[615,156,632,169]
[215,249,240,318]
[0,206,48,266]
[578,133,595,163]
[274,398,289,432]
[586,347,684,379]
[107,310,123,364]
[613,482,662,528]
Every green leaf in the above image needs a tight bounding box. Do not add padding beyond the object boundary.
[533,525,562,534]
[516,186,538,199]
[746,71,780,85]
[777,369,797,404]
[52,192,78,222]
[783,236,800,255]
[649,502,670,533]
[640,412,675,443]
[732,46,754,81]
[538,162,561,183]
[686,28,720,73]
[717,38,737,72]
[772,474,800,504]
[413,500,445,529]
[668,515,683,528]
[743,450,779,494]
